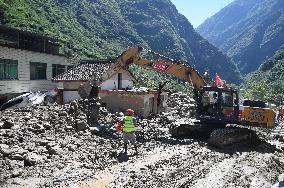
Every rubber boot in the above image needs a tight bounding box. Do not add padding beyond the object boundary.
[134,145,138,155]
[123,143,127,154]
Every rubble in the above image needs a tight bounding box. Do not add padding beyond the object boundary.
[0,93,283,188]
[2,120,14,129]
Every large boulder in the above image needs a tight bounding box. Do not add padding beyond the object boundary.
[2,120,14,129]
[24,152,42,166]
[76,120,89,131]
[0,144,12,157]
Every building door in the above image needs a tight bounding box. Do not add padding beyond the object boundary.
[118,73,122,89]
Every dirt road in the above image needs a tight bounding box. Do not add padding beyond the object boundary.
[77,136,284,188]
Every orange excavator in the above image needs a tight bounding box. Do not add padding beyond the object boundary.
[106,47,276,147]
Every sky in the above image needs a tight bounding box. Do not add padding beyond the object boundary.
[170,0,234,28]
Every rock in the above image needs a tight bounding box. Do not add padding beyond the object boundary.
[101,108,109,116]
[11,169,23,178]
[47,146,63,155]
[65,125,73,131]
[77,121,88,131]
[2,120,14,129]
[166,116,175,123]
[24,153,41,166]
[28,123,45,133]
[38,140,49,146]
[58,111,68,116]
[0,121,4,128]
[43,122,52,129]
[67,144,77,152]
[89,126,102,134]
[78,115,87,120]
[36,146,48,154]
[7,159,24,169]
[9,154,24,160]
[0,144,12,157]
[24,115,31,121]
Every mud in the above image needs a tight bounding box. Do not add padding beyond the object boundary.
[0,93,284,188]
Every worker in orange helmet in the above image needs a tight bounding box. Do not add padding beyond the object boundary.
[121,108,138,155]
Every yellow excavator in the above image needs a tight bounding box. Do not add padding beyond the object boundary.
[108,47,277,147]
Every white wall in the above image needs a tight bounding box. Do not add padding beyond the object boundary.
[63,91,81,103]
[100,70,134,90]
[0,46,68,94]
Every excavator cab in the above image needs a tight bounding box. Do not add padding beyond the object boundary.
[197,86,239,127]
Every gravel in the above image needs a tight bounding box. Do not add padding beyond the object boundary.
[0,93,283,188]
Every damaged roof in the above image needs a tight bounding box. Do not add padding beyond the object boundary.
[52,60,113,82]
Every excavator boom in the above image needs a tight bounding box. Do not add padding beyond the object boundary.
[111,47,207,90]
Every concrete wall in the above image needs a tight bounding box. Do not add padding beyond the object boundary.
[63,90,81,103]
[99,91,168,118]
[99,92,153,117]
[100,69,133,90]
[0,46,68,94]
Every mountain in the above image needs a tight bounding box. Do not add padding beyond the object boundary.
[197,0,284,74]
[0,0,241,83]
[244,49,284,104]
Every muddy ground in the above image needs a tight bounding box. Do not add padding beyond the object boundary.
[0,93,284,188]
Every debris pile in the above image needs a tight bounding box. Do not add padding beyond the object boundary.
[0,93,283,188]
[0,98,119,187]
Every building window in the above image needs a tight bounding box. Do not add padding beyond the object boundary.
[0,59,18,80]
[30,62,47,80]
[52,64,66,78]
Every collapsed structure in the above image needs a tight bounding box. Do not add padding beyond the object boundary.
[52,60,168,117]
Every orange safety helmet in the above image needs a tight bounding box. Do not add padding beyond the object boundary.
[126,109,134,115]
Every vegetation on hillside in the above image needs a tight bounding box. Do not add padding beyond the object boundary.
[243,50,284,105]
[0,0,241,83]
[197,0,284,74]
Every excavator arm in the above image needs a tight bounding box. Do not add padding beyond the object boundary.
[110,47,207,90]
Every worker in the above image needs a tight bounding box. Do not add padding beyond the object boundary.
[122,109,138,155]
[212,93,218,106]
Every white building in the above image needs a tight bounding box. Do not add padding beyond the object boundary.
[0,26,69,105]
[52,61,168,117]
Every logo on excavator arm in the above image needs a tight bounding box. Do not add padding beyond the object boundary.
[151,62,170,72]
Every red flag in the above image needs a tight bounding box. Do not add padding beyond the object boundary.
[215,73,224,86]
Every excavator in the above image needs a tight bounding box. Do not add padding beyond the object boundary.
[105,47,276,147]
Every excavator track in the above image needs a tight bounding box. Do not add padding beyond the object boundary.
[170,123,215,139]
[170,124,262,148]
[207,127,261,148]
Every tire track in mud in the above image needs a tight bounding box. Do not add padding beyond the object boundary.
[78,145,189,188]
[77,139,284,188]
[77,140,229,188]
